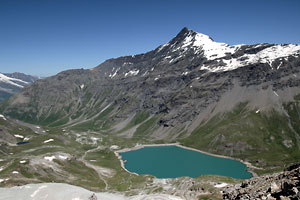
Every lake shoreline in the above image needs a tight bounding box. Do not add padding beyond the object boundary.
[114,143,257,178]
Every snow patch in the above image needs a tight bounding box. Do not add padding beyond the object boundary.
[80,84,84,89]
[12,171,19,174]
[273,91,279,97]
[20,160,26,164]
[277,62,283,70]
[58,155,68,160]
[109,67,120,78]
[0,114,6,120]
[125,70,139,77]
[110,145,120,150]
[44,156,56,161]
[43,139,54,143]
[157,43,169,52]
[214,183,228,188]
[14,134,24,139]
[256,109,260,114]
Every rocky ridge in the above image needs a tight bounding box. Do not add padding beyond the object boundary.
[222,163,300,199]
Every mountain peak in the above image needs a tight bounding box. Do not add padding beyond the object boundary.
[178,27,191,34]
[173,27,214,43]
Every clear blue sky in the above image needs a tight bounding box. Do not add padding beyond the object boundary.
[1,0,300,76]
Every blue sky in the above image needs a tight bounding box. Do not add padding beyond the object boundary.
[1,0,300,76]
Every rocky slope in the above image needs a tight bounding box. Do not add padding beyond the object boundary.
[0,72,39,101]
[1,27,300,169]
[222,163,300,199]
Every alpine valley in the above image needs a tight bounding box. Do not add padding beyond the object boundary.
[1,28,300,200]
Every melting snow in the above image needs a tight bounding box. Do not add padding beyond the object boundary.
[214,183,228,188]
[217,44,300,72]
[0,178,8,183]
[109,67,120,78]
[0,114,6,120]
[14,134,24,139]
[125,70,139,77]
[58,155,68,160]
[110,145,120,150]
[157,43,169,52]
[277,62,283,70]
[43,139,54,143]
[44,156,56,161]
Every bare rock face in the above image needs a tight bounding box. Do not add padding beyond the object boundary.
[222,163,300,199]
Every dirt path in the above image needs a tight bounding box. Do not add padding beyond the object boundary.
[79,146,111,191]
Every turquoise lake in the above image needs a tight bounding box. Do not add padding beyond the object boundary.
[120,145,252,179]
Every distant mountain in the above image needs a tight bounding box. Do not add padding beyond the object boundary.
[1,27,300,168]
[0,72,39,101]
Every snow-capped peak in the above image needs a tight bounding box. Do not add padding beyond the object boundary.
[166,28,300,72]
[164,27,238,61]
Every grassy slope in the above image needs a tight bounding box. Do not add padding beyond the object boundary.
[181,102,300,173]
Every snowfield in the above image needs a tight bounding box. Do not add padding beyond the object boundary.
[0,183,184,200]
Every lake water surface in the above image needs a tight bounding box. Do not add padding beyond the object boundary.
[120,145,252,179]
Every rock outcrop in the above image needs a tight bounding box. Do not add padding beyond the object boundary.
[222,163,300,199]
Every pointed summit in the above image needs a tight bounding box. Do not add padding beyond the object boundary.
[178,27,191,35]
[171,27,195,43]
[169,27,215,46]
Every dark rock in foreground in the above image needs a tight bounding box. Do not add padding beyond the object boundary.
[222,163,300,199]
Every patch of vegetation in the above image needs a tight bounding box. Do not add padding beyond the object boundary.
[180,102,300,171]
[134,114,160,137]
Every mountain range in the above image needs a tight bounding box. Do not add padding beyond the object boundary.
[1,27,300,169]
[0,72,39,101]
